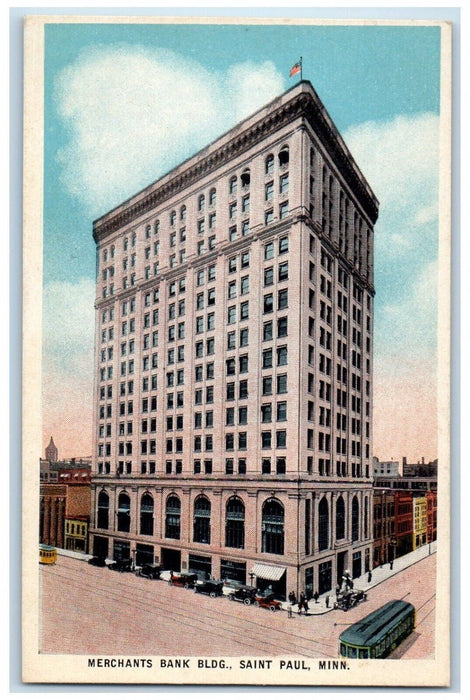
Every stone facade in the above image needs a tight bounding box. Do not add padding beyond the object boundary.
[89,80,378,599]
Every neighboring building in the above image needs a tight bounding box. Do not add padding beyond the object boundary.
[40,484,66,548]
[402,456,438,478]
[373,490,395,567]
[413,495,427,549]
[394,491,414,557]
[40,465,91,552]
[40,459,59,483]
[374,475,437,492]
[45,435,59,463]
[426,491,438,543]
[372,457,400,477]
[89,80,378,599]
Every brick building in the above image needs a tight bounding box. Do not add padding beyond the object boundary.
[373,490,396,566]
[394,491,414,557]
[89,80,378,599]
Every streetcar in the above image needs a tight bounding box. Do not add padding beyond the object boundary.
[339,600,415,659]
[39,544,57,565]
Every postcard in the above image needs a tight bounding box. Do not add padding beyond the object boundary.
[22,13,452,686]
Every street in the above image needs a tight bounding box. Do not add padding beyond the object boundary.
[40,553,435,658]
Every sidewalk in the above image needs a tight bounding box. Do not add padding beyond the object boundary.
[283,541,437,616]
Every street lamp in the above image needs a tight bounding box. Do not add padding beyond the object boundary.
[132,547,136,572]
[249,572,255,587]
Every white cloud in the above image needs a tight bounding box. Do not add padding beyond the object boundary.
[54,46,285,216]
[42,277,95,376]
[344,113,440,261]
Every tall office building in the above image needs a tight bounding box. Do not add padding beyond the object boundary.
[89,80,378,599]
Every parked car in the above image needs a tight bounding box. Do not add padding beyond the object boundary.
[194,579,224,597]
[227,585,257,605]
[254,592,282,611]
[88,556,106,567]
[108,558,133,572]
[334,588,367,611]
[136,564,162,580]
[169,572,198,588]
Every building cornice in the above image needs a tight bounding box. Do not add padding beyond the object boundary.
[93,83,379,242]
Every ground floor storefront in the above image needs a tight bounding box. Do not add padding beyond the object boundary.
[90,532,372,600]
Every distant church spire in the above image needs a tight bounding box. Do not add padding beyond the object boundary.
[45,436,58,463]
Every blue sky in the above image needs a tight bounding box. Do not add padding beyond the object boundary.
[41,20,442,460]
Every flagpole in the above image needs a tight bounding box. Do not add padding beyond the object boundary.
[300,56,303,82]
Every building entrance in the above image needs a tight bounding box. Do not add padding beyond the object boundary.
[352,551,362,579]
[136,544,154,567]
[255,572,286,601]
[93,536,108,558]
[161,547,181,571]
[113,539,130,560]
[188,554,212,580]
[318,560,332,594]
[337,551,347,585]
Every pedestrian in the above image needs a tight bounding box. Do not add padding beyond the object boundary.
[303,598,309,615]
[313,591,319,604]
[367,569,372,583]
[390,560,394,570]
[288,591,296,606]
[297,599,303,615]
[287,604,293,619]
[325,595,330,608]
[335,584,340,598]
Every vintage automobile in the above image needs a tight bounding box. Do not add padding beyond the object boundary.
[227,585,257,605]
[334,588,367,611]
[168,572,198,588]
[253,592,282,611]
[108,558,133,572]
[136,563,162,580]
[194,579,224,597]
[87,555,106,567]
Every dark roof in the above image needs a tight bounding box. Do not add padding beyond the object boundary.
[340,600,414,647]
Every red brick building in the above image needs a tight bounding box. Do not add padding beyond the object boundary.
[394,491,413,557]
[373,490,395,566]
[40,477,91,552]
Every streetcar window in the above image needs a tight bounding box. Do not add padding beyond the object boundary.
[349,647,357,659]
[358,649,369,659]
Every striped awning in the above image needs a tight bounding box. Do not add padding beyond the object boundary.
[251,563,286,581]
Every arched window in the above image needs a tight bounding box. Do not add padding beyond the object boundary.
[117,492,130,532]
[170,210,176,227]
[165,495,181,539]
[229,175,237,195]
[352,495,359,542]
[198,194,205,212]
[240,169,250,188]
[265,154,274,175]
[110,245,115,258]
[262,499,284,555]
[193,496,211,544]
[103,249,108,262]
[336,496,345,541]
[209,188,216,206]
[97,491,109,529]
[279,147,289,167]
[225,497,245,549]
[154,219,160,235]
[180,205,186,221]
[140,493,154,536]
[318,497,329,551]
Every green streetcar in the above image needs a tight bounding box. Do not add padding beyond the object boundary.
[339,600,415,659]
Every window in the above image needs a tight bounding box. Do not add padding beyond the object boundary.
[265,181,274,201]
[264,267,274,286]
[277,317,288,337]
[261,431,272,449]
[240,302,249,320]
[263,321,273,342]
[277,346,288,366]
[225,497,245,549]
[278,289,288,309]
[264,294,274,314]
[265,154,274,175]
[262,499,284,555]
[263,376,272,395]
[193,496,211,544]
[279,201,289,219]
[261,404,272,423]
[165,496,181,539]
[265,210,274,226]
[265,242,274,260]
[279,236,289,254]
[229,176,237,195]
[278,262,289,281]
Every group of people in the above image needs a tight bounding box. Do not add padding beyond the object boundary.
[287,590,321,616]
